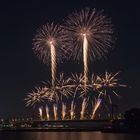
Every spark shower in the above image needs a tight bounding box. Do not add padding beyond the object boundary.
[25,8,126,120]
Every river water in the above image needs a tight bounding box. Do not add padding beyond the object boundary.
[0,131,140,140]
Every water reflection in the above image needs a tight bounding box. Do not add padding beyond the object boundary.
[0,132,140,140]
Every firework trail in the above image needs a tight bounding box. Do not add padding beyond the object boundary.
[46,105,50,120]
[83,34,88,92]
[39,107,43,120]
[50,41,56,88]
[80,98,88,120]
[62,102,66,120]
[70,100,75,120]
[53,104,58,120]
[91,99,102,119]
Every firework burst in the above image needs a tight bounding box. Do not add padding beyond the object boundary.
[70,73,90,98]
[64,8,114,96]
[56,74,73,98]
[98,72,127,103]
[25,86,52,107]
[90,74,103,90]
[64,8,114,61]
[33,23,69,88]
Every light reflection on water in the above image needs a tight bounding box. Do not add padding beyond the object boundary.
[0,131,140,140]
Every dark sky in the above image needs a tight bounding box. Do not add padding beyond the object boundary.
[0,0,140,118]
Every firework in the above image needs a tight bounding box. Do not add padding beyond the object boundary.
[25,86,51,107]
[53,104,58,120]
[24,6,128,120]
[70,100,75,120]
[62,102,66,120]
[80,98,88,120]
[64,8,114,61]
[91,99,101,119]
[98,72,127,103]
[83,34,88,92]
[46,104,50,120]
[101,72,127,88]
[50,41,56,88]
[64,8,114,96]
[33,23,69,88]
[56,74,73,98]
[90,74,102,90]
[39,107,43,120]
[71,73,87,97]
[25,72,126,119]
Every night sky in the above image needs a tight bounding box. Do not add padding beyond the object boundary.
[0,0,139,118]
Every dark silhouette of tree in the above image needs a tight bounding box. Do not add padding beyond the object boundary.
[124,108,140,129]
[124,108,140,120]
